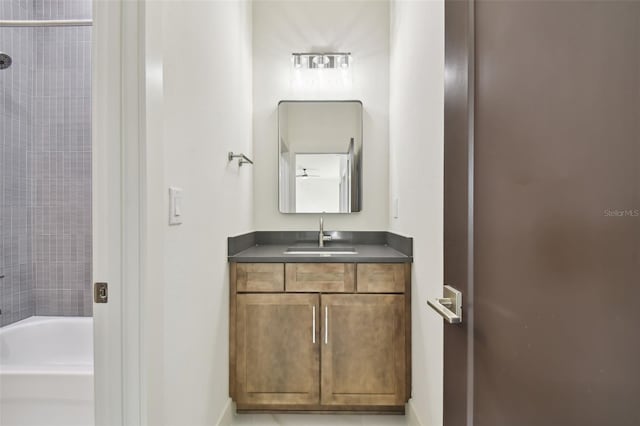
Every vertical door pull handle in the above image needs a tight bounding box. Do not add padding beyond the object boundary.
[324,306,329,344]
[312,305,316,343]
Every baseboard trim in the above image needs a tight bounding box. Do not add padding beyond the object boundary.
[218,397,425,425]
[215,398,233,426]
[406,400,425,426]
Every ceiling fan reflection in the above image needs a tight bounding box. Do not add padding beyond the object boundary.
[296,168,320,178]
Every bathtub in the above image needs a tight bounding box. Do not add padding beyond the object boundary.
[0,316,94,426]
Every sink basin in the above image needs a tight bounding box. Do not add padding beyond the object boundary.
[284,246,358,255]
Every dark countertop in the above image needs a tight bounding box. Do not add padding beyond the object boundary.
[228,244,411,263]
[227,232,413,263]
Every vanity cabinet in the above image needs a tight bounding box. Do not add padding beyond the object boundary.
[230,262,411,414]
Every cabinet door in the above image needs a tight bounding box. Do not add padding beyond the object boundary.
[236,294,320,405]
[321,294,406,406]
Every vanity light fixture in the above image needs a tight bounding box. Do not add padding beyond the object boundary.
[311,54,330,68]
[291,52,351,70]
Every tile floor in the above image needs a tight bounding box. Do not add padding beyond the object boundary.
[230,413,409,425]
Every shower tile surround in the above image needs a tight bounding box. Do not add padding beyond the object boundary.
[0,0,92,326]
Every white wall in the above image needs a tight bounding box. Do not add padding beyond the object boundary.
[142,1,253,425]
[253,0,390,230]
[390,1,445,425]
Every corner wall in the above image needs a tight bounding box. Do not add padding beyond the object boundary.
[143,1,254,424]
[390,1,445,425]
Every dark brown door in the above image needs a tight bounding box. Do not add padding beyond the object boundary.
[443,1,640,426]
[235,293,320,405]
[321,294,406,406]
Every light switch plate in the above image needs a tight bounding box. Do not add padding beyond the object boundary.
[169,187,183,225]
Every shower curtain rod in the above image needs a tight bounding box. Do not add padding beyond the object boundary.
[0,19,92,27]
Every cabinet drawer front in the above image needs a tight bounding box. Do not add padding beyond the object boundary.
[357,264,407,293]
[236,263,284,292]
[286,264,355,293]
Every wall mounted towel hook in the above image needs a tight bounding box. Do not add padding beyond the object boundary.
[228,152,253,166]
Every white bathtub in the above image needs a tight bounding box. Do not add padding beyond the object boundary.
[0,316,94,426]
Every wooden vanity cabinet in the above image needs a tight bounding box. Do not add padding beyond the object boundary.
[230,262,411,413]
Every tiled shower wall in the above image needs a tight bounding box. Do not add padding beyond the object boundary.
[31,1,92,317]
[0,0,35,326]
[0,0,92,326]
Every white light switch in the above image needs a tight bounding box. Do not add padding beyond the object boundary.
[169,187,183,225]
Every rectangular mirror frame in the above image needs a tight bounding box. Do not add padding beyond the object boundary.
[278,100,363,214]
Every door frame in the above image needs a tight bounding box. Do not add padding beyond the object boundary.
[93,0,144,424]
[443,0,475,425]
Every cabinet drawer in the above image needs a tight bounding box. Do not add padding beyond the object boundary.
[286,263,355,293]
[236,263,284,292]
[357,264,407,293]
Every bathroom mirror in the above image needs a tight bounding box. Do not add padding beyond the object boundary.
[278,100,363,213]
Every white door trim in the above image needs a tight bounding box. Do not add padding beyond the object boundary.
[93,0,143,424]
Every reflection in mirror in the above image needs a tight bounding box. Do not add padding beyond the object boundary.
[278,101,362,213]
[295,153,350,213]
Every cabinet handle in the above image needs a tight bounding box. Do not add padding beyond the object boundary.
[324,306,328,345]
[312,305,316,344]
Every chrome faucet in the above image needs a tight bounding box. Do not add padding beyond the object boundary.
[319,217,332,247]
